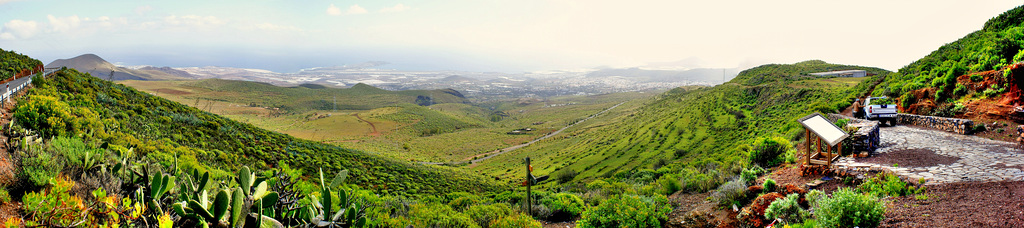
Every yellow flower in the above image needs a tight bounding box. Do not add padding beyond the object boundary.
[158,213,173,228]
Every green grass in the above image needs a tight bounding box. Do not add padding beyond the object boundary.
[122,79,654,163]
[471,62,884,187]
[0,48,42,80]
[20,69,507,195]
[125,78,470,114]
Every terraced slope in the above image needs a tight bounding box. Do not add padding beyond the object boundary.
[473,61,889,183]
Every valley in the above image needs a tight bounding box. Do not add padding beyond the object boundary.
[120,79,656,163]
[3,3,1024,228]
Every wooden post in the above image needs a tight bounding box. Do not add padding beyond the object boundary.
[805,129,811,164]
[815,136,822,158]
[525,157,531,216]
[827,145,832,166]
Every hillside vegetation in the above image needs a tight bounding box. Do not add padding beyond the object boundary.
[873,5,1024,118]
[474,60,887,185]
[177,79,470,113]
[123,79,651,163]
[0,48,42,81]
[16,68,504,195]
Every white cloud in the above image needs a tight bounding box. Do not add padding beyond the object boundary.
[164,15,225,27]
[1,19,39,39]
[0,0,22,6]
[380,4,410,13]
[135,5,153,15]
[326,4,342,16]
[347,5,368,15]
[47,15,80,33]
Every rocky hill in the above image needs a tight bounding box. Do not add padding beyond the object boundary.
[45,53,191,81]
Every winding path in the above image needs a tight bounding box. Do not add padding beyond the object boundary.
[420,102,625,166]
[352,113,380,136]
[834,125,1024,185]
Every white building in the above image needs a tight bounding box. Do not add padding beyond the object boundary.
[809,70,868,77]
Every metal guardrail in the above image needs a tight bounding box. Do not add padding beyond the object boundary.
[0,68,58,102]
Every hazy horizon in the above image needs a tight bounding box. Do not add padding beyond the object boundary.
[1,0,1021,73]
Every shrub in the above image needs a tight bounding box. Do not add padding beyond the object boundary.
[22,176,87,226]
[19,144,63,187]
[712,179,747,206]
[736,192,784,227]
[530,204,552,220]
[805,189,825,208]
[408,202,480,228]
[492,191,524,205]
[953,83,968,97]
[555,168,579,184]
[14,95,101,137]
[762,178,777,193]
[816,188,885,228]
[490,212,542,228]
[970,74,984,82]
[449,195,484,211]
[680,168,720,193]
[656,174,682,195]
[575,194,671,228]
[542,193,586,221]
[783,150,797,164]
[858,173,922,197]
[835,118,849,128]
[739,166,766,185]
[973,123,987,133]
[764,193,807,224]
[748,137,791,167]
[585,180,610,192]
[0,187,9,203]
[899,93,916,110]
[49,136,104,172]
[465,203,513,228]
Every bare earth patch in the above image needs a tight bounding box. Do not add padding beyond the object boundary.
[882,181,1024,227]
[857,148,960,167]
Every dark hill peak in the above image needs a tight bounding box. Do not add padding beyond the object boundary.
[46,53,188,81]
[349,83,387,92]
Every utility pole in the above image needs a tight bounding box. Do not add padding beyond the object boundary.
[334,95,337,112]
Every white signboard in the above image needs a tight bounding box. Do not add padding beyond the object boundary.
[799,113,849,146]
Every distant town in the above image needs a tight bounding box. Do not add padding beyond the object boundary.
[132,64,735,101]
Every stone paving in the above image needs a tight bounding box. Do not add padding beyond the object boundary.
[834,125,1024,185]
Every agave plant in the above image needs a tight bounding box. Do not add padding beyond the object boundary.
[305,168,367,228]
[172,166,282,228]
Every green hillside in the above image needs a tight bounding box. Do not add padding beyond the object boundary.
[734,60,889,85]
[474,61,887,184]
[18,68,504,195]
[179,78,470,113]
[0,48,42,80]
[873,5,1024,116]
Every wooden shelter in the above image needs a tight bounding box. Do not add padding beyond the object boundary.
[798,113,850,166]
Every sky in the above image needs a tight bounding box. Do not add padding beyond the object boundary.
[0,0,1021,73]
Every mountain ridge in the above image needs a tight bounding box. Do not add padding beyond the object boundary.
[46,53,192,81]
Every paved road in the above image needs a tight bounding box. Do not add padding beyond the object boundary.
[0,68,52,102]
[421,102,626,166]
[835,125,1024,185]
